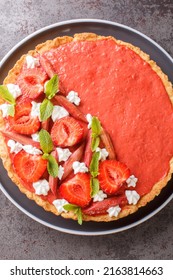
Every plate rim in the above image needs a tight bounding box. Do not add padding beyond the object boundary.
[0,18,173,236]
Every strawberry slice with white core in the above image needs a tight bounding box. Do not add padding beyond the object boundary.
[8,101,40,135]
[98,160,131,195]
[59,173,91,208]
[13,150,47,183]
[51,116,84,147]
[17,68,48,99]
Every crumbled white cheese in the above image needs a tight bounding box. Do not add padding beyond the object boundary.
[22,145,42,155]
[56,147,72,162]
[58,165,64,180]
[7,139,23,154]
[107,205,121,217]
[126,175,138,188]
[31,133,40,142]
[51,105,69,122]
[31,101,41,121]
[72,161,88,174]
[53,199,69,213]
[7,84,22,99]
[96,147,109,161]
[125,190,140,205]
[0,104,14,118]
[33,179,50,196]
[93,190,107,202]
[86,113,93,129]
[66,90,81,106]
[26,55,40,69]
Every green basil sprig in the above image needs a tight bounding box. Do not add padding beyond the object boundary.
[40,74,59,121]
[0,85,16,116]
[63,204,83,225]
[39,129,58,177]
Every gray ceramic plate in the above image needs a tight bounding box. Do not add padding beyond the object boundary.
[0,19,173,235]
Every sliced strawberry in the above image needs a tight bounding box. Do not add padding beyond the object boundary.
[17,68,47,99]
[8,101,40,135]
[51,116,84,147]
[98,160,130,195]
[59,173,91,208]
[83,195,127,216]
[53,95,87,123]
[13,150,47,182]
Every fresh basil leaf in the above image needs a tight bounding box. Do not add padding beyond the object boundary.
[89,151,100,178]
[45,74,59,100]
[63,204,79,212]
[91,136,100,152]
[91,116,101,136]
[7,104,15,117]
[63,204,83,225]
[0,85,15,105]
[76,207,83,225]
[40,98,53,121]
[47,154,59,178]
[90,178,100,197]
[42,153,49,160]
[39,129,53,154]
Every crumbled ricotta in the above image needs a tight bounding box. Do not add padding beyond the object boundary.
[51,105,69,122]
[107,205,121,217]
[72,161,88,174]
[31,101,41,121]
[53,199,69,213]
[33,179,50,196]
[58,165,64,180]
[26,55,40,69]
[7,140,23,154]
[86,113,93,129]
[31,133,40,142]
[126,175,138,188]
[56,147,72,162]
[66,90,81,106]
[96,147,109,161]
[0,104,14,118]
[7,84,22,99]
[22,145,42,155]
[125,190,140,205]
[93,190,107,202]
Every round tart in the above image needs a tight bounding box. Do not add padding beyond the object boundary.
[0,33,173,224]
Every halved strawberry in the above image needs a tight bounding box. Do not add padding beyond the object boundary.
[8,101,40,135]
[59,173,91,207]
[17,68,48,99]
[98,160,130,195]
[13,150,47,182]
[83,195,127,216]
[51,116,84,147]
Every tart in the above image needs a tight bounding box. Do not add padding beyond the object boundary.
[0,33,173,224]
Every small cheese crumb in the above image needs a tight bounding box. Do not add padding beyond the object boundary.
[125,190,140,205]
[126,175,138,188]
[51,105,69,122]
[93,190,107,202]
[66,90,81,106]
[53,199,69,213]
[33,179,50,196]
[72,161,88,174]
[107,205,121,217]
[56,147,72,162]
